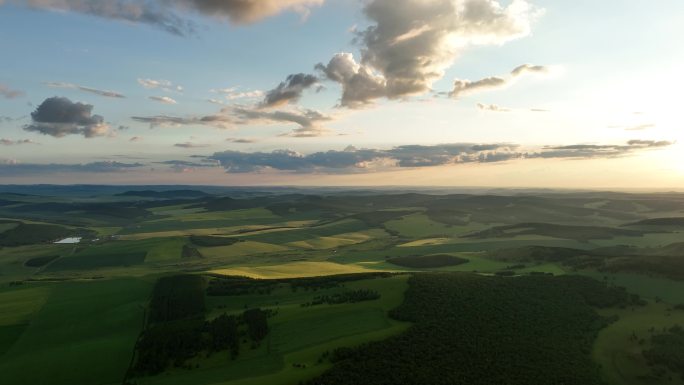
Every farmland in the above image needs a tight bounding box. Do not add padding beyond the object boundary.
[1,186,684,385]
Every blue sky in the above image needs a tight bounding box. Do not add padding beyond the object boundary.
[0,0,683,187]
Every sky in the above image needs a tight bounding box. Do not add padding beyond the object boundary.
[0,0,683,188]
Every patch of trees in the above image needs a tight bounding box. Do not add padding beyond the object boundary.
[130,275,273,378]
[465,222,643,242]
[24,255,60,267]
[643,325,684,380]
[131,309,270,377]
[302,289,381,307]
[387,254,468,269]
[206,273,395,298]
[243,308,269,343]
[307,273,639,385]
[489,244,684,281]
[287,273,394,292]
[206,276,279,296]
[0,223,76,246]
[149,275,206,323]
[181,245,203,259]
[190,235,242,247]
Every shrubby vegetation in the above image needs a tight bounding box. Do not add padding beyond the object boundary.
[130,275,272,378]
[387,254,468,268]
[490,244,684,281]
[23,255,60,267]
[302,289,381,307]
[206,276,279,296]
[643,325,684,380]
[190,235,242,247]
[0,223,77,246]
[465,222,643,241]
[308,273,640,385]
[181,244,203,259]
[149,275,206,323]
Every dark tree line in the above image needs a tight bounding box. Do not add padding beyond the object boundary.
[643,324,684,380]
[148,275,206,323]
[301,289,381,307]
[307,273,642,385]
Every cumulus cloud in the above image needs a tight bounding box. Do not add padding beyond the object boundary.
[0,160,143,176]
[262,73,318,108]
[137,78,183,92]
[0,84,24,99]
[1,138,38,146]
[204,140,673,174]
[24,97,111,138]
[45,82,125,98]
[450,63,549,98]
[315,0,539,107]
[4,0,324,36]
[149,95,178,104]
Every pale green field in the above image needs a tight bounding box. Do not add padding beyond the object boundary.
[286,229,388,250]
[594,301,684,385]
[200,241,291,260]
[0,286,51,327]
[384,213,458,238]
[144,237,186,263]
[210,261,384,279]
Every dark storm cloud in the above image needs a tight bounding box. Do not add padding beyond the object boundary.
[45,82,126,98]
[5,0,323,36]
[0,161,143,176]
[262,73,318,108]
[24,97,111,138]
[205,140,673,174]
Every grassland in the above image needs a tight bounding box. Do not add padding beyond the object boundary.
[594,301,684,385]
[0,278,152,385]
[1,187,684,385]
[137,275,410,385]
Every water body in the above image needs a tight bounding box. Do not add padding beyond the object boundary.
[54,237,82,244]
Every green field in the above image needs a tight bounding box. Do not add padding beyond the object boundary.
[0,278,152,385]
[2,188,684,385]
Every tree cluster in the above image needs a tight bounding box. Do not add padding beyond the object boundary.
[307,273,637,385]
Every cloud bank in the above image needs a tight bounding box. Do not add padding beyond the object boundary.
[203,140,672,174]
[6,0,324,36]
